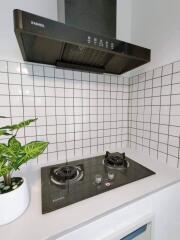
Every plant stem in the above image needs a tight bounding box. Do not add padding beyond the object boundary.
[3,174,12,186]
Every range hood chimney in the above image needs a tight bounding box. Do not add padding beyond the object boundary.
[14,1,151,75]
[57,0,117,38]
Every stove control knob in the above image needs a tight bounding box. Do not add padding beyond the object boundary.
[108,172,115,180]
[95,174,102,185]
[105,182,111,187]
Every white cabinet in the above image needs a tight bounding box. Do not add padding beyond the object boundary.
[54,181,180,240]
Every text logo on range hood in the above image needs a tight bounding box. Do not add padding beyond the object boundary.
[30,21,45,28]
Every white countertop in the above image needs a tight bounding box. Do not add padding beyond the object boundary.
[1,148,180,240]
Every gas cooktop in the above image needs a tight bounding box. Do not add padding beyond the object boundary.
[41,152,155,214]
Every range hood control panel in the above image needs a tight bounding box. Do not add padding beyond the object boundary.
[87,36,115,50]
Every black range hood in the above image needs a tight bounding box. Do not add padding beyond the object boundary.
[14,9,150,75]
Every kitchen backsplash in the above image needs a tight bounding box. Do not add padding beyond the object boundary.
[129,60,180,168]
[0,60,129,165]
[1,59,180,168]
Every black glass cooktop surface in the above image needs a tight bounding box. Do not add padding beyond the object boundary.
[41,152,155,214]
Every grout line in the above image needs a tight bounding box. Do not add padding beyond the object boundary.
[148,69,155,156]
[129,77,132,148]
[96,74,99,153]
[6,61,13,125]
[42,66,48,162]
[110,75,112,150]
[127,77,130,148]
[53,67,59,162]
[166,63,174,163]
[72,71,75,156]
[32,64,38,163]
[103,74,105,152]
[135,75,140,150]
[19,63,26,144]
[156,66,164,160]
[141,73,146,152]
[88,72,92,154]
[116,75,118,148]
[121,77,124,148]
[62,69,68,163]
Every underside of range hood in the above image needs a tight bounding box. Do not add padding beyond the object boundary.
[14,9,151,75]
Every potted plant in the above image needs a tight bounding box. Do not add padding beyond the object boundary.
[0,117,48,225]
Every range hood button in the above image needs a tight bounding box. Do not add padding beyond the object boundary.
[87,36,91,44]
[105,41,109,48]
[111,42,114,50]
[99,39,103,47]
[94,37,97,45]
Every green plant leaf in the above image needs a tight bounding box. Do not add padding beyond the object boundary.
[0,142,16,158]
[5,137,25,170]
[22,141,48,160]
[0,140,48,174]
[0,143,16,166]
[0,161,12,178]
[8,136,21,152]
[0,143,8,154]
[0,118,38,131]
[11,141,48,169]
[0,118,48,178]
[0,141,23,171]
[0,129,11,136]
[0,144,13,177]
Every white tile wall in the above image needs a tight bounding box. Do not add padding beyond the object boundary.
[129,60,180,168]
[1,58,180,168]
[0,60,129,165]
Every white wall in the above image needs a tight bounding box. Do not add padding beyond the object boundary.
[131,0,180,74]
[116,0,132,43]
[0,0,57,61]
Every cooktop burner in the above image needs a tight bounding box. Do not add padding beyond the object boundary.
[50,165,83,186]
[104,151,129,170]
[41,152,155,214]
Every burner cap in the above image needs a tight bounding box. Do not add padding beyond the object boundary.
[50,164,84,185]
[106,155,124,166]
[51,165,78,182]
[104,152,128,169]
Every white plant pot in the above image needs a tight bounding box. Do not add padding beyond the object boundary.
[0,177,30,225]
